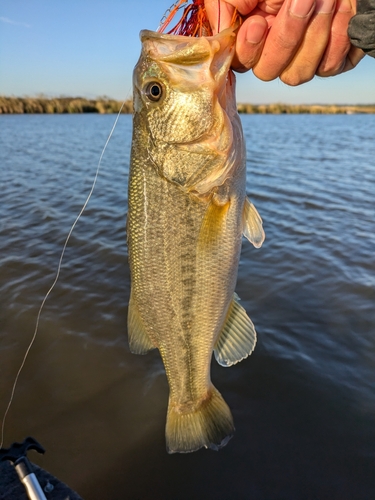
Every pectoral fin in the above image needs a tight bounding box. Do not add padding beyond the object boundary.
[242,197,265,248]
[214,294,257,367]
[198,199,230,252]
[127,292,156,355]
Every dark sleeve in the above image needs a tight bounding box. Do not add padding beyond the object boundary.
[348,0,375,57]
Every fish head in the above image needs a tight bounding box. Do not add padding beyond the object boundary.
[132,27,242,195]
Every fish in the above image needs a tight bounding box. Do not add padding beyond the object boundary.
[127,25,265,454]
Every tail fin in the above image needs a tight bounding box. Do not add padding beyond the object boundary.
[165,386,234,454]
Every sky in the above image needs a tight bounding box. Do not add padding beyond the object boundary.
[1,0,374,105]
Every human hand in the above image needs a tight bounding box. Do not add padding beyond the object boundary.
[204,0,365,85]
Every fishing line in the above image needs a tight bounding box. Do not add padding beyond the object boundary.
[0,101,126,450]
[217,0,221,33]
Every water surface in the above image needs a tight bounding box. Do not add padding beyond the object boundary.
[0,114,374,499]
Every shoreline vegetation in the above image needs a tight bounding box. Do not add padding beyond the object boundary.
[1,96,375,115]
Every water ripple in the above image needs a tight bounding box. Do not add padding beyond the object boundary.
[0,113,374,499]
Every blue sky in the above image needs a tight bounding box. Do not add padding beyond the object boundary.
[1,0,374,104]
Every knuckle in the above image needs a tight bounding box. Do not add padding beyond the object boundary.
[280,69,313,86]
[252,65,276,81]
[317,65,341,77]
[318,53,347,75]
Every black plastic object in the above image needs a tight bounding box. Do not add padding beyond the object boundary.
[0,436,45,463]
[1,437,47,500]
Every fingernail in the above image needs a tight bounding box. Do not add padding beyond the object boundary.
[246,19,267,44]
[290,0,315,17]
[315,0,336,13]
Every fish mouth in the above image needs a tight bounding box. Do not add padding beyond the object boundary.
[139,26,237,73]
[140,26,237,43]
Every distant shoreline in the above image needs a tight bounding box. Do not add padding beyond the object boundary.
[1,96,375,114]
[0,96,132,114]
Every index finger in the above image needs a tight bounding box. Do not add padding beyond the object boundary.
[253,0,316,81]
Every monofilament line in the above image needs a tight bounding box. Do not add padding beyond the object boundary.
[0,102,125,449]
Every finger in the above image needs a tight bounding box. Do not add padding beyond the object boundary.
[232,16,269,72]
[204,0,258,34]
[253,0,317,81]
[341,45,366,72]
[317,0,355,76]
[204,0,234,34]
[221,0,259,15]
[257,0,285,15]
[280,0,337,86]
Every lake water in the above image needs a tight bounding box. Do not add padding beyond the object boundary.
[0,113,374,499]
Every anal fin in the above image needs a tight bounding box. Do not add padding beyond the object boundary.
[214,293,257,367]
[242,197,265,248]
[127,292,156,355]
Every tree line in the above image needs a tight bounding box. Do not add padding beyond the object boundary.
[1,96,374,114]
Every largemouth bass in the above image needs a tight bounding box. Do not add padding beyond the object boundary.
[127,25,265,453]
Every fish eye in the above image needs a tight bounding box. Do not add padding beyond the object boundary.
[145,82,163,102]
